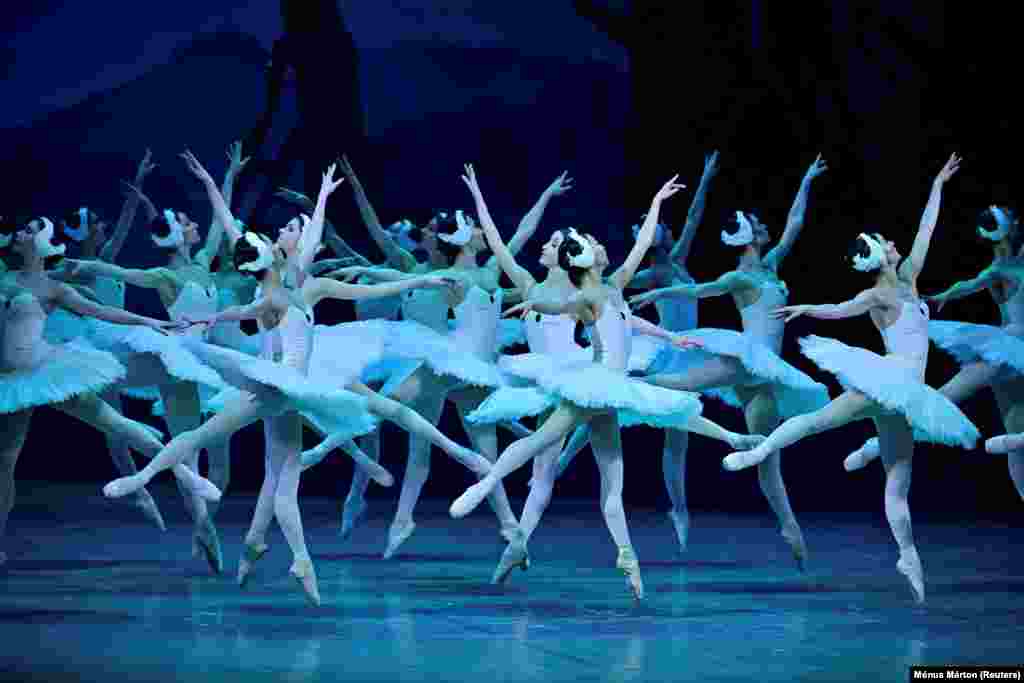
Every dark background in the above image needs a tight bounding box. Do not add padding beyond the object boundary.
[3,1,1021,517]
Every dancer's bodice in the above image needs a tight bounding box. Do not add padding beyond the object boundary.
[1001,280,1024,330]
[739,278,787,354]
[215,273,256,311]
[524,311,581,356]
[260,305,315,374]
[400,287,449,333]
[448,286,502,360]
[0,292,52,370]
[880,299,930,378]
[654,269,698,332]
[168,281,219,338]
[590,295,632,373]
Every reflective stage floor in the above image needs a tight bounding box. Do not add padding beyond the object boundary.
[1,483,1021,682]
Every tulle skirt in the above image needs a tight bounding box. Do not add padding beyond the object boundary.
[649,328,830,418]
[1,341,126,414]
[799,334,979,448]
[381,320,507,389]
[469,355,703,431]
[928,320,1024,382]
[180,337,377,442]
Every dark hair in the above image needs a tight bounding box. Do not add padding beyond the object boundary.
[846,233,882,273]
[976,207,1023,254]
[557,233,589,287]
[63,207,99,233]
[434,212,462,266]
[232,233,270,278]
[1,218,66,270]
[148,212,179,252]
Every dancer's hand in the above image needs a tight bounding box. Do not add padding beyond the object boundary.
[653,174,686,204]
[936,153,961,184]
[925,294,947,314]
[120,180,150,204]
[504,300,535,319]
[180,150,215,186]
[773,304,809,322]
[337,154,356,179]
[460,163,482,198]
[420,275,459,291]
[320,163,345,197]
[134,148,156,183]
[628,290,663,310]
[671,335,703,350]
[148,319,185,335]
[804,153,828,181]
[544,171,574,197]
[226,140,250,176]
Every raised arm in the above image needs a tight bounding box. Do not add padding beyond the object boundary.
[194,141,249,271]
[628,270,753,309]
[610,176,687,290]
[763,154,827,270]
[294,164,344,277]
[670,150,719,266]
[275,186,369,264]
[338,155,418,272]
[320,265,412,283]
[460,164,536,294]
[180,150,244,247]
[776,288,886,322]
[502,171,573,258]
[899,153,961,285]
[305,273,454,307]
[100,149,156,263]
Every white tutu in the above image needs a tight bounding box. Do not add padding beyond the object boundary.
[469,354,703,430]
[649,328,830,418]
[928,320,1024,380]
[179,336,378,440]
[496,319,526,350]
[1,341,125,414]
[82,320,227,392]
[799,335,979,448]
[207,321,262,356]
[382,319,506,388]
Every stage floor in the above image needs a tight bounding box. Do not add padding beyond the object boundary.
[1,483,1021,682]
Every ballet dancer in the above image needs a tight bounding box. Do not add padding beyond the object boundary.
[722,154,980,604]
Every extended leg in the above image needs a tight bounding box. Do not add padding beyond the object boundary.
[662,429,690,552]
[554,424,591,480]
[876,414,924,604]
[644,356,747,392]
[0,410,32,565]
[101,389,165,531]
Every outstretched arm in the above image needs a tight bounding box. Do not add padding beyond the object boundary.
[776,288,886,322]
[54,283,173,330]
[628,315,702,348]
[763,154,827,270]
[65,260,175,292]
[338,155,418,272]
[502,171,573,258]
[101,149,156,263]
[461,164,537,295]
[610,175,687,290]
[670,150,719,266]
[323,266,412,283]
[629,270,752,309]
[305,274,454,307]
[900,153,961,285]
[196,297,273,325]
[928,266,1003,311]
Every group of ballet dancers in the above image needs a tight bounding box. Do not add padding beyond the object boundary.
[2,142,1021,608]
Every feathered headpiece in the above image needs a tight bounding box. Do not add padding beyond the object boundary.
[566,228,595,268]
[438,210,474,246]
[851,233,884,272]
[977,205,1016,242]
[721,211,755,246]
[34,217,66,258]
[151,209,185,248]
[63,207,91,242]
[238,232,275,272]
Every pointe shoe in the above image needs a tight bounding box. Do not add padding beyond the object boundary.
[781,526,808,573]
[844,438,880,472]
[449,479,494,519]
[667,510,689,553]
[339,496,368,541]
[722,448,766,472]
[616,546,644,600]
[172,465,222,502]
[897,548,925,605]
[237,542,269,588]
[383,520,416,559]
[492,534,530,585]
[194,519,224,574]
[986,434,1020,455]
[729,433,767,451]
[289,558,321,607]
[103,474,148,499]
[134,489,167,532]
